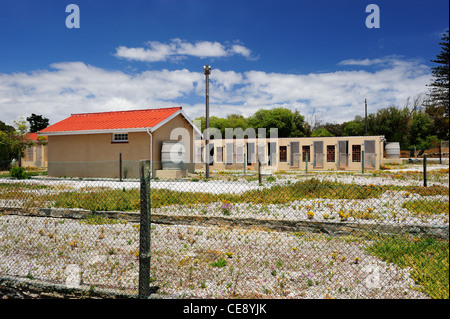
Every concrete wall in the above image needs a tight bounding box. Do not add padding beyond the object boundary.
[47,114,195,178]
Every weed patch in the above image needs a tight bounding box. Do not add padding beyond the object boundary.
[367,236,449,299]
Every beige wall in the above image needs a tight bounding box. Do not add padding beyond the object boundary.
[196,136,384,172]
[22,143,48,168]
[47,114,195,178]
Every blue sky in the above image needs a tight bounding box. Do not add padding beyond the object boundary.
[0,0,448,127]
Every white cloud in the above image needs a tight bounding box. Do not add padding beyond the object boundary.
[114,38,256,62]
[338,58,385,66]
[0,57,431,127]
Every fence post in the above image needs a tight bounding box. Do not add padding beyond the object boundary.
[361,150,365,174]
[119,153,123,182]
[423,155,427,187]
[258,159,262,184]
[243,152,246,176]
[139,160,151,298]
[305,152,309,174]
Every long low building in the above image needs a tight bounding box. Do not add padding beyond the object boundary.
[194,135,386,172]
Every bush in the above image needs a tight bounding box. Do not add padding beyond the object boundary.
[9,167,28,179]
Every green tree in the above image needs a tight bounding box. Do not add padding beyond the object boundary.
[428,30,449,118]
[209,116,229,138]
[343,117,365,136]
[248,107,306,137]
[317,122,345,137]
[0,118,31,169]
[370,107,411,149]
[291,110,308,137]
[226,114,249,131]
[0,120,15,134]
[409,111,435,149]
[311,127,334,137]
[194,116,206,133]
[26,113,49,133]
[426,29,449,140]
[0,131,27,170]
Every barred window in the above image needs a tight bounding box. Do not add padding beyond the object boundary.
[279,146,287,162]
[302,146,310,162]
[327,145,335,162]
[352,145,361,162]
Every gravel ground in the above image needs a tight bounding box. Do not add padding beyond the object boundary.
[1,166,447,298]
[0,214,430,299]
[1,163,448,194]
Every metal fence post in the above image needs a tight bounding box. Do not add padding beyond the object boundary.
[119,153,123,182]
[423,155,427,187]
[305,152,309,174]
[139,160,151,298]
[258,159,262,184]
[362,150,365,174]
[243,152,246,176]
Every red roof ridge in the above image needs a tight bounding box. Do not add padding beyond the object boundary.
[71,106,182,117]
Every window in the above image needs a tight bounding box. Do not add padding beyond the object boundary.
[302,146,310,162]
[112,133,128,143]
[352,145,361,162]
[327,145,335,162]
[279,146,287,162]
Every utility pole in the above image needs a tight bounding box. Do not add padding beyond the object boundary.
[365,99,368,136]
[203,65,211,179]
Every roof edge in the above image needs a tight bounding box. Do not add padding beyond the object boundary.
[70,106,182,117]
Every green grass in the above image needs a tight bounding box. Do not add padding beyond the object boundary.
[2,178,448,213]
[402,200,449,216]
[366,236,449,299]
[52,188,140,211]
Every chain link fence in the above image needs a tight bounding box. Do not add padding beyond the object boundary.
[0,161,448,299]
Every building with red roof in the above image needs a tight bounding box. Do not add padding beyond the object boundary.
[38,107,201,178]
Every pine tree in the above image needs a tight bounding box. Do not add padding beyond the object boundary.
[426,29,449,140]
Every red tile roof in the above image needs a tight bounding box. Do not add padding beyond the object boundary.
[25,133,39,141]
[39,107,182,134]
[23,132,47,142]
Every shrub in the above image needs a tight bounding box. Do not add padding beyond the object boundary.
[9,167,28,179]
[210,257,227,268]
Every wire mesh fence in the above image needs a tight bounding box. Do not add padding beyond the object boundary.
[0,161,448,299]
